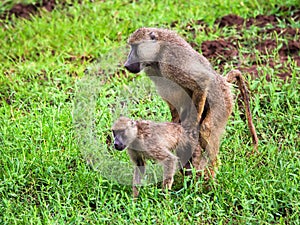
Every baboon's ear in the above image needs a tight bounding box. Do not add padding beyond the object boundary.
[149,31,157,40]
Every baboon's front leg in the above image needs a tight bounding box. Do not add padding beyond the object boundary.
[161,155,178,190]
[192,143,203,171]
[132,158,146,198]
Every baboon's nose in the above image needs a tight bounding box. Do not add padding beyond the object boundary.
[124,62,141,74]
[114,143,126,151]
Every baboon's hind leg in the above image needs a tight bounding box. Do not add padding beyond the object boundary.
[132,158,146,198]
[161,154,178,190]
[197,133,220,180]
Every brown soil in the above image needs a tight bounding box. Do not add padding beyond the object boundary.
[215,14,245,29]
[0,0,56,20]
[201,38,239,65]
[200,6,300,81]
[0,0,81,21]
[200,35,299,81]
[246,15,278,28]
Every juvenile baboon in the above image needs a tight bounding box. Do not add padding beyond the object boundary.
[112,116,198,198]
[124,28,258,178]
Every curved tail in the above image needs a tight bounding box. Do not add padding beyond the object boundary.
[226,69,259,153]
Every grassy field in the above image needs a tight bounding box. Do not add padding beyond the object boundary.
[1,0,300,224]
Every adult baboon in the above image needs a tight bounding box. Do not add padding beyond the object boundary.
[124,28,258,178]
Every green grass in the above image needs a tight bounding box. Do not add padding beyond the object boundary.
[1,0,300,224]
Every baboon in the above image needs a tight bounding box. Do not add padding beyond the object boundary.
[124,28,258,179]
[112,116,198,198]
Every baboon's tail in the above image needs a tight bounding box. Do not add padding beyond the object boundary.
[226,69,259,153]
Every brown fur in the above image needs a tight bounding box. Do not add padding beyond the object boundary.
[112,116,197,198]
[124,27,258,179]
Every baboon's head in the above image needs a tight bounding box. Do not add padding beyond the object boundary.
[124,27,189,74]
[124,28,162,73]
[112,117,138,151]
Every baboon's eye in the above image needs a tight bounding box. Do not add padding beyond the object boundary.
[130,120,136,127]
[149,32,156,40]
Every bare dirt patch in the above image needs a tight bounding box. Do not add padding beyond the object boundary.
[198,6,300,81]
[215,14,245,29]
[0,0,56,20]
[0,0,82,21]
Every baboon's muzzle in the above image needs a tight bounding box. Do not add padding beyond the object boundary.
[124,62,141,74]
